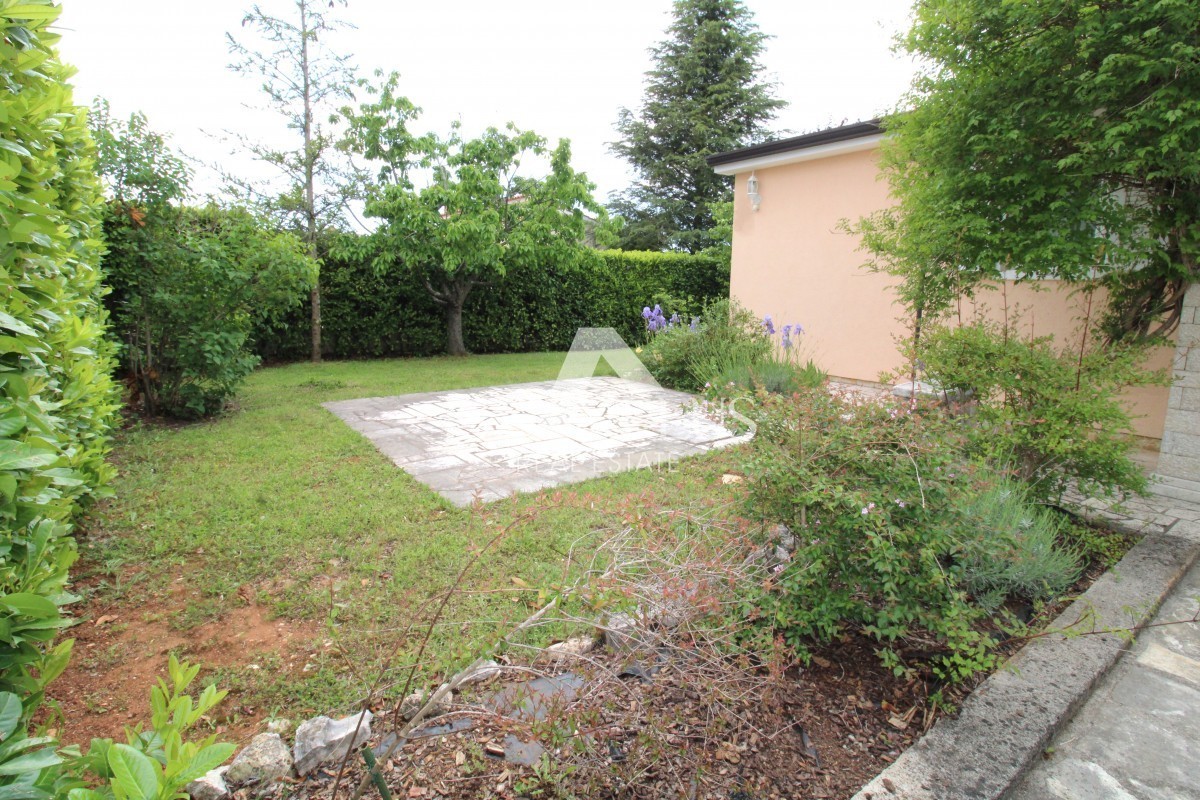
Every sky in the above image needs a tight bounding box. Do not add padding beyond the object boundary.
[55,0,919,211]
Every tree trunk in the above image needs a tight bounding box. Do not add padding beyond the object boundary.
[300,0,321,363]
[310,282,321,361]
[446,301,467,357]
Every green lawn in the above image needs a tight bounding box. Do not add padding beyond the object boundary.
[73,353,748,717]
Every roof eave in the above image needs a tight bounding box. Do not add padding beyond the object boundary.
[710,132,885,176]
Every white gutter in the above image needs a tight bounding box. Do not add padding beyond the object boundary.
[711,133,886,176]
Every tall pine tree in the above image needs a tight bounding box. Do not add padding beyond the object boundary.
[610,0,785,252]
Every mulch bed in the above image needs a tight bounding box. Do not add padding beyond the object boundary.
[283,634,949,800]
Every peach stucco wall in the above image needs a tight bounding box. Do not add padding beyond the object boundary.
[728,146,1173,440]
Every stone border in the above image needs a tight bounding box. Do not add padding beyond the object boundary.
[853,516,1200,800]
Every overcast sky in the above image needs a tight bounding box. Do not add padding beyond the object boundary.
[56,0,918,208]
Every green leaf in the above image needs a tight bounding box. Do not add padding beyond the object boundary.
[0,747,61,776]
[0,140,32,158]
[0,441,57,471]
[174,742,235,785]
[0,692,22,740]
[66,790,106,800]
[0,785,51,800]
[0,313,36,337]
[0,594,58,618]
[3,5,61,22]
[0,414,26,437]
[107,744,159,800]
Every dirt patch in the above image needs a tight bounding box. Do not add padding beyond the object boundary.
[279,634,942,800]
[46,576,320,749]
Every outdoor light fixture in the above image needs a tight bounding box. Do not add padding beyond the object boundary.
[747,172,761,211]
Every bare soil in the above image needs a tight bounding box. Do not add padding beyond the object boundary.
[46,572,320,749]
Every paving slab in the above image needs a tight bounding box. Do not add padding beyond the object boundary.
[324,377,746,506]
[1008,543,1200,800]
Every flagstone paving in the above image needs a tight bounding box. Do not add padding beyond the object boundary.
[324,377,747,506]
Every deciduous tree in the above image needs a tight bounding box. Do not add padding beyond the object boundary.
[610,0,784,252]
[857,0,1200,344]
[343,82,599,355]
[227,0,358,362]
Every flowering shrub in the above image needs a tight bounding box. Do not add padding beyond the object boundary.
[637,298,770,391]
[637,299,827,397]
[740,386,997,681]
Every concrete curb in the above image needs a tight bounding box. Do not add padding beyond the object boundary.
[853,517,1200,800]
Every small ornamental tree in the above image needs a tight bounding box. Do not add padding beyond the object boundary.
[344,82,600,355]
[227,0,358,362]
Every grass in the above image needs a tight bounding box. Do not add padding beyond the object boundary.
[75,353,749,716]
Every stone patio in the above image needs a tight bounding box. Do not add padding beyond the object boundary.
[323,377,747,506]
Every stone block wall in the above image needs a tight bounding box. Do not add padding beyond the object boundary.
[1157,282,1200,503]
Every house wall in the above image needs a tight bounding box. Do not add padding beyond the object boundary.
[727,146,1174,440]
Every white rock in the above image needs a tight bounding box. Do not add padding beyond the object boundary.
[544,636,597,660]
[891,380,944,401]
[186,766,229,800]
[293,710,373,776]
[602,612,646,652]
[399,689,449,721]
[457,659,503,686]
[265,718,292,736]
[225,733,293,786]
[771,523,796,552]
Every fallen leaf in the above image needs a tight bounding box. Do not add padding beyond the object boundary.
[94,615,117,626]
[720,473,743,484]
[888,714,909,730]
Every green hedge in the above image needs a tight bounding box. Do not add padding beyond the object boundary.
[252,245,730,360]
[0,0,118,693]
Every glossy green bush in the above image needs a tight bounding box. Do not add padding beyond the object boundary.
[252,244,730,360]
[0,0,118,691]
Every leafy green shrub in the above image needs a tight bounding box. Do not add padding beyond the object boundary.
[93,107,316,418]
[741,387,995,680]
[916,320,1158,503]
[956,480,1080,609]
[0,654,234,800]
[251,245,730,360]
[102,203,315,418]
[0,0,118,694]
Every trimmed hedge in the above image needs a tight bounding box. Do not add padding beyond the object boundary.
[252,245,730,360]
[0,0,118,691]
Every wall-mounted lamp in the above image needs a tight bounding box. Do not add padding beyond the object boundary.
[747,172,761,211]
